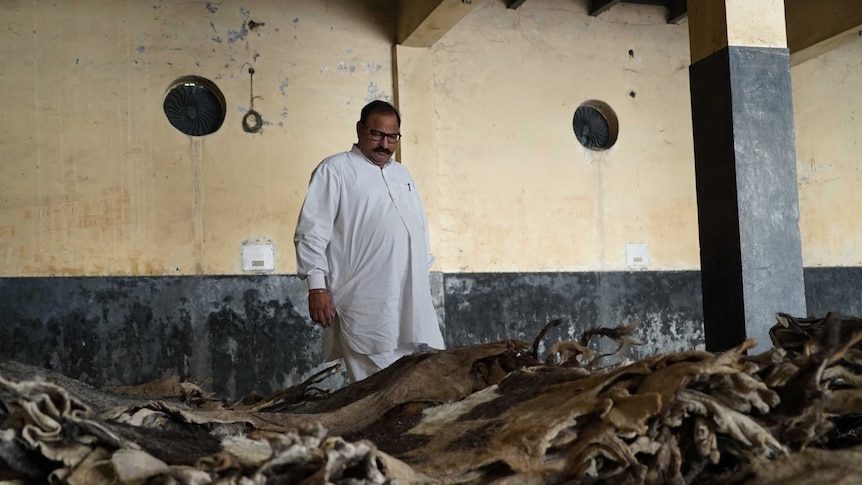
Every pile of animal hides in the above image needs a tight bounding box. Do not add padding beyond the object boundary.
[4,312,862,484]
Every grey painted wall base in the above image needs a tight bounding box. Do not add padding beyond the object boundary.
[0,275,335,399]
[442,271,704,361]
[0,268,858,400]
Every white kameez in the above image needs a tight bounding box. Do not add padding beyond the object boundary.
[294,146,445,363]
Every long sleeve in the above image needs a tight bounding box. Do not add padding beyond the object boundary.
[294,161,340,290]
[296,148,444,359]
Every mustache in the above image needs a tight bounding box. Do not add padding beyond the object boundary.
[373,147,392,155]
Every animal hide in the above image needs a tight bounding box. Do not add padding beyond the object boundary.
[4,313,862,483]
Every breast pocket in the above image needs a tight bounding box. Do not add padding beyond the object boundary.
[396,182,424,218]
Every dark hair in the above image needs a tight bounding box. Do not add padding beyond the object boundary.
[360,100,401,127]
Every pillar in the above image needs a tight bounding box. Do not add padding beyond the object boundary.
[686,0,806,352]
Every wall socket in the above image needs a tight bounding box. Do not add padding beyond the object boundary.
[242,243,275,271]
[626,243,649,267]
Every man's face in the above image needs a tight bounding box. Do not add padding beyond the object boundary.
[356,112,400,166]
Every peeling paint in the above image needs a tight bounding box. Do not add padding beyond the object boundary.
[361,62,383,76]
[336,61,356,73]
[365,82,387,103]
[278,79,289,96]
[205,2,217,14]
[798,158,836,184]
[631,311,706,358]
[443,272,705,359]
[227,29,246,44]
[227,8,250,44]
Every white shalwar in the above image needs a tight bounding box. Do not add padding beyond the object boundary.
[294,145,445,378]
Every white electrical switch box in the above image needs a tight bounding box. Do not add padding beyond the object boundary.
[626,243,649,267]
[242,243,275,271]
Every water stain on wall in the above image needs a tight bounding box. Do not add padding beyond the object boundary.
[208,288,315,398]
[442,271,705,359]
[0,276,324,399]
[24,187,131,235]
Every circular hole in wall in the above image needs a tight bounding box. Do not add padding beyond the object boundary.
[572,100,619,150]
[163,76,226,136]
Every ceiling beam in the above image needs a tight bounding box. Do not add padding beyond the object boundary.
[667,0,687,24]
[623,0,670,5]
[785,0,862,65]
[591,0,688,23]
[589,0,625,17]
[397,0,478,47]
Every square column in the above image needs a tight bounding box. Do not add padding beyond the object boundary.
[687,0,806,352]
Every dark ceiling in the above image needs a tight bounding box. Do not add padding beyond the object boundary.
[507,0,688,24]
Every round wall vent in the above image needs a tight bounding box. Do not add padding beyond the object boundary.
[163,76,226,136]
[573,100,619,150]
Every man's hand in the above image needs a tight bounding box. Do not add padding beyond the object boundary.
[308,290,336,328]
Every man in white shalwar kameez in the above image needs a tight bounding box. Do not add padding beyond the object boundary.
[294,100,445,382]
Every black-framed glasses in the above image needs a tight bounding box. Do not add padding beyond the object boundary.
[361,122,401,143]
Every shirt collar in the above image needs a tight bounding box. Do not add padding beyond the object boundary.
[351,144,391,167]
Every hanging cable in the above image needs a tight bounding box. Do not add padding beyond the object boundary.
[242,67,263,133]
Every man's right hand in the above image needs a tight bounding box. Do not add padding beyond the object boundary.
[308,290,336,328]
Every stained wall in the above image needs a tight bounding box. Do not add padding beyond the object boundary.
[428,2,698,272]
[0,0,397,276]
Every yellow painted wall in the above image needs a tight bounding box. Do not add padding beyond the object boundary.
[0,0,860,277]
[429,1,699,272]
[0,0,397,276]
[425,0,861,272]
[794,39,862,267]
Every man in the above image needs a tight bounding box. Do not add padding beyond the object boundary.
[294,100,445,383]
